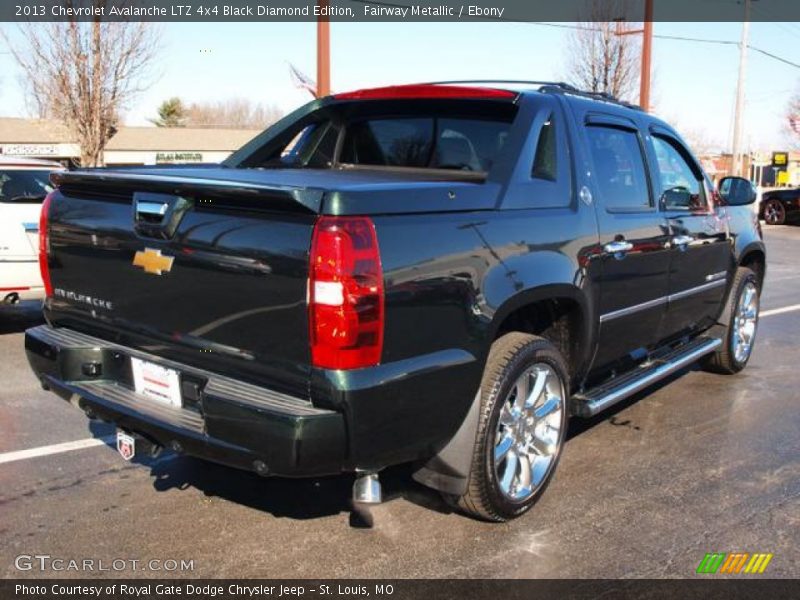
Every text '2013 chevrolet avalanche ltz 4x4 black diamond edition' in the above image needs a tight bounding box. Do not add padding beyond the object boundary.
[27,82,765,522]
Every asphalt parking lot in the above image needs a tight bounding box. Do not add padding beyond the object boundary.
[1,226,798,579]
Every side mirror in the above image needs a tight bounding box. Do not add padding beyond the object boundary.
[661,186,693,211]
[718,176,757,206]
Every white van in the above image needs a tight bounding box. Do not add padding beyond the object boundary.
[0,157,64,305]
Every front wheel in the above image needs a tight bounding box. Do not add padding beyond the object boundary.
[455,333,569,522]
[703,266,760,374]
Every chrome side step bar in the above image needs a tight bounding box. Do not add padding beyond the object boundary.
[572,337,722,417]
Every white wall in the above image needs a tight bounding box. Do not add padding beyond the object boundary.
[104,150,233,166]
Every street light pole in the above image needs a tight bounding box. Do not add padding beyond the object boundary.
[639,0,653,112]
[316,0,331,98]
[613,0,653,112]
[731,0,751,178]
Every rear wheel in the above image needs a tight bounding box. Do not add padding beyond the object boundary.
[456,333,568,522]
[763,199,786,225]
[703,267,760,374]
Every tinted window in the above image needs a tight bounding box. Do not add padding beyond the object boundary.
[279,122,338,168]
[232,100,518,176]
[532,115,557,181]
[0,170,55,203]
[586,126,650,210]
[342,119,433,167]
[652,136,707,211]
[340,117,510,172]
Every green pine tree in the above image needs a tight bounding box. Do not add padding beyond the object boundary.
[150,97,187,128]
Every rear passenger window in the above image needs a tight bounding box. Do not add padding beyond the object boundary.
[532,115,557,181]
[586,126,650,211]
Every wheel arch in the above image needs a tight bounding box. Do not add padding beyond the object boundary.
[488,283,594,383]
[738,244,766,290]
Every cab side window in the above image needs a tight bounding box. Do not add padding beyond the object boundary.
[531,114,557,181]
[586,126,651,211]
[652,136,708,212]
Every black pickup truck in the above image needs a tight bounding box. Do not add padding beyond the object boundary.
[759,186,800,225]
[26,82,765,522]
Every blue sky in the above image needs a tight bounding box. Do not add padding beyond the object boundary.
[1,20,798,152]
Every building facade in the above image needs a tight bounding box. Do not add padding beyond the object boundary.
[0,118,261,167]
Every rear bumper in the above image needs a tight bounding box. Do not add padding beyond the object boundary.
[25,325,347,477]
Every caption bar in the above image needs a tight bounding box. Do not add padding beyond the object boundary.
[4,0,800,22]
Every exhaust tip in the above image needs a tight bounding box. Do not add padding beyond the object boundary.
[3,292,20,305]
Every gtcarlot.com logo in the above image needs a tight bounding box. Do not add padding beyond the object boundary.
[14,554,194,572]
[696,552,774,574]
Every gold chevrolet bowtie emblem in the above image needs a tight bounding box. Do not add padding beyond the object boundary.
[133,248,174,275]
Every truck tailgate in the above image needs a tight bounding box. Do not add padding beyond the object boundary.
[46,170,321,397]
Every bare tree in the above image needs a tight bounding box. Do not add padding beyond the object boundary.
[787,85,800,150]
[566,1,640,102]
[3,2,159,166]
[184,98,284,129]
[677,127,722,156]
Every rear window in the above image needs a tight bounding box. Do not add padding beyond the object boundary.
[233,100,517,177]
[339,117,509,172]
[0,170,56,203]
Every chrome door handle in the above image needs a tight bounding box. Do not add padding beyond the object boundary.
[604,240,634,257]
[673,235,694,249]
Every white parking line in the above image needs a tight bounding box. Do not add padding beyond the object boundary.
[2,303,800,467]
[0,436,114,465]
[761,304,800,318]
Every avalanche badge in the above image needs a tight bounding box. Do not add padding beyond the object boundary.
[133,247,174,275]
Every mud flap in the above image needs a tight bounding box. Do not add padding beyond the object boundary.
[411,390,481,496]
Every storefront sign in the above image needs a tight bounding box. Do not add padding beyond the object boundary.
[772,152,788,167]
[156,152,203,164]
[1,144,59,156]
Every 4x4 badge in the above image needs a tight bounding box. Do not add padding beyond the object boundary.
[133,248,174,275]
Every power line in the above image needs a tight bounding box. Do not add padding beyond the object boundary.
[349,2,800,71]
[748,46,800,70]
[526,22,800,70]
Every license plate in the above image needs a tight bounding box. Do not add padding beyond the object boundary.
[130,357,182,408]
[116,430,135,461]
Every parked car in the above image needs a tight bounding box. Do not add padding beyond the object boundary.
[25,82,764,522]
[759,186,800,225]
[0,157,64,306]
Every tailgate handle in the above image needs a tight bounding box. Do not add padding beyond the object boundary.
[133,192,192,239]
[136,200,169,222]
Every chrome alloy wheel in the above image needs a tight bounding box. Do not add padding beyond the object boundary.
[493,363,565,502]
[733,281,759,364]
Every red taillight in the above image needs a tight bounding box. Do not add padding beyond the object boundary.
[309,216,384,370]
[333,84,517,101]
[38,192,54,298]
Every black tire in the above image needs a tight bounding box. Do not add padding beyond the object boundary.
[763,199,786,225]
[456,332,569,522]
[703,267,760,375]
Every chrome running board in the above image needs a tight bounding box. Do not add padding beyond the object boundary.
[572,337,722,417]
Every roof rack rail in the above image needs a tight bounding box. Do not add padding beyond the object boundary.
[424,79,574,88]
[538,84,643,111]
[422,79,643,111]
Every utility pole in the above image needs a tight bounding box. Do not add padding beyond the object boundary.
[614,0,654,112]
[639,0,653,112]
[731,0,751,178]
[316,0,331,97]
